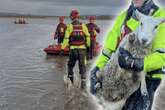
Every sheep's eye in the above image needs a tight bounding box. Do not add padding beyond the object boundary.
[154,25,158,29]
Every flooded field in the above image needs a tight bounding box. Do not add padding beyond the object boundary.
[0,18,112,110]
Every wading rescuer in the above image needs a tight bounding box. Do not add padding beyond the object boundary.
[61,10,90,89]
[86,16,100,59]
[90,0,165,109]
[54,16,67,44]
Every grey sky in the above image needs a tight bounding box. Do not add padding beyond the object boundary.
[0,0,164,16]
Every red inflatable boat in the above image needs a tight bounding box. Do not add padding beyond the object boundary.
[44,43,102,56]
[44,44,69,55]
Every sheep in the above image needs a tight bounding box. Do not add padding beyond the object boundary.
[93,10,165,110]
[151,71,165,110]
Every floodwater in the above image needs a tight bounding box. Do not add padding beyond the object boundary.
[0,18,112,110]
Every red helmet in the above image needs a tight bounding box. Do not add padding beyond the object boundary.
[59,16,64,22]
[70,10,79,20]
[88,16,96,21]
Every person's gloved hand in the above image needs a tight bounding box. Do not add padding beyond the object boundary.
[118,47,144,72]
[87,46,90,51]
[59,50,64,56]
[54,32,59,40]
[90,66,103,94]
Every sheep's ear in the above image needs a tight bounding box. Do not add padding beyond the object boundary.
[135,10,146,21]
[128,33,136,43]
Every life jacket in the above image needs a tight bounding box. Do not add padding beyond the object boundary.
[59,27,64,37]
[87,23,98,40]
[57,23,66,37]
[69,22,86,46]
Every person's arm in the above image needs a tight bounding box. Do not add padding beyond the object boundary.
[95,11,127,70]
[61,24,72,49]
[95,24,100,33]
[82,24,91,47]
[54,24,59,39]
[90,11,127,94]
[143,8,165,74]
[64,24,67,32]
[144,22,165,73]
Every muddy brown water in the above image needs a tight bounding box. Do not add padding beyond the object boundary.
[0,18,111,110]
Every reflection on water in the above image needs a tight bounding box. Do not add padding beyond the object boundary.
[0,18,111,110]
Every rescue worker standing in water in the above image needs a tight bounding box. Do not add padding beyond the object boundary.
[54,16,67,44]
[61,10,90,89]
[86,16,100,59]
[90,0,165,109]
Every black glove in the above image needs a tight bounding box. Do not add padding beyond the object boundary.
[59,50,64,56]
[90,66,103,94]
[118,47,144,72]
[87,47,90,53]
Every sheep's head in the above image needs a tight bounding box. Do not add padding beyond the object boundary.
[135,10,165,47]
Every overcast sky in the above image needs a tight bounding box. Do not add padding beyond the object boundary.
[0,0,164,16]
